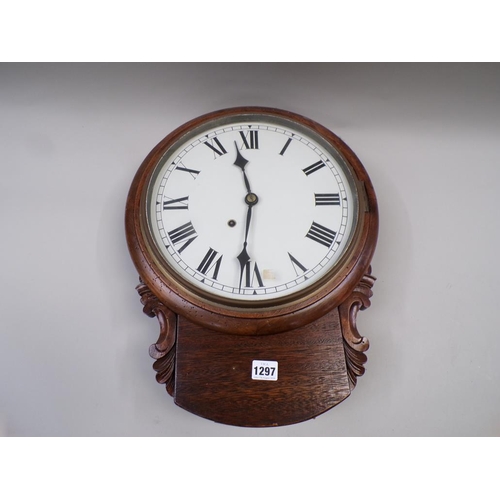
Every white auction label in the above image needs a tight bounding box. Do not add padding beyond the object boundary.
[252,360,278,381]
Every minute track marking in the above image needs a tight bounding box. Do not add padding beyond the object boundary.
[151,119,355,302]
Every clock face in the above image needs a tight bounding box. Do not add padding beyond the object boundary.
[145,112,360,305]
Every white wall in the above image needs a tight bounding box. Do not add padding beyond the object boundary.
[1,63,498,436]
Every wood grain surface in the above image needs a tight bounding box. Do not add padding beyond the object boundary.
[126,107,378,426]
[174,308,351,427]
[125,106,378,335]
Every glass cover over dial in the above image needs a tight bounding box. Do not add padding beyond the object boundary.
[146,113,359,304]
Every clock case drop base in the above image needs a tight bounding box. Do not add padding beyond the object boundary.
[137,269,375,427]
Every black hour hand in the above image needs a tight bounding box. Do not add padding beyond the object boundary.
[233,142,252,193]
[233,142,249,169]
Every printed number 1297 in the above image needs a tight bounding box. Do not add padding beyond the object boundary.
[252,360,278,381]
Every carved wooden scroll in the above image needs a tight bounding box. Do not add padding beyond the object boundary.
[339,268,376,390]
[136,279,177,396]
[135,269,376,420]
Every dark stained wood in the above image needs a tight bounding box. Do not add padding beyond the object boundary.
[125,106,378,336]
[125,107,379,426]
[137,279,177,395]
[338,268,375,389]
[134,269,375,426]
[174,307,351,427]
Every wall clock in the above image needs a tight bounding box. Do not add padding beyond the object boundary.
[125,107,378,427]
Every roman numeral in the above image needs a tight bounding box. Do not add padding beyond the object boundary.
[239,130,259,149]
[167,222,198,253]
[305,222,337,248]
[279,137,292,156]
[175,164,200,178]
[288,253,308,276]
[197,248,223,280]
[204,137,227,158]
[315,193,341,206]
[243,261,264,288]
[303,160,326,176]
[163,196,189,210]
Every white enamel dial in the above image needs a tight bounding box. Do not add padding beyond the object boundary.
[146,115,359,303]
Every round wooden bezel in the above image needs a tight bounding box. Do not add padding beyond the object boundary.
[125,107,378,335]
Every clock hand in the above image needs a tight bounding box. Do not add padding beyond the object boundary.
[233,142,260,291]
[236,209,252,290]
[237,194,259,291]
[233,141,252,193]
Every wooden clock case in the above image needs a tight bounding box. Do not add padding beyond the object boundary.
[125,107,378,427]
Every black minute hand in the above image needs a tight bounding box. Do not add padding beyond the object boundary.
[233,142,258,291]
[236,233,251,291]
